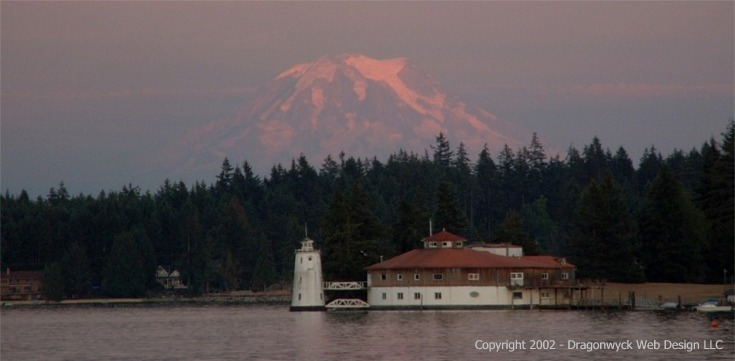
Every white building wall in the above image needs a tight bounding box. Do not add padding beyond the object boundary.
[368,286,545,308]
[472,246,523,257]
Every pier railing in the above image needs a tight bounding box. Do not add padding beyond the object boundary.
[323,281,367,290]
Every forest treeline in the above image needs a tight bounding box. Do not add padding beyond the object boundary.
[2,122,733,300]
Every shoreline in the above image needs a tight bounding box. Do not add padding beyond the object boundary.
[1,292,292,309]
[2,282,729,310]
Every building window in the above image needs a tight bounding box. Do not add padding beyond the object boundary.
[397,292,404,300]
[541,273,549,280]
[510,272,524,286]
[442,241,450,247]
[561,272,569,280]
[308,256,312,261]
[435,292,442,300]
[397,274,403,281]
[512,292,522,300]
[429,241,438,248]
[414,292,421,300]
[455,241,462,247]
[382,292,387,300]
[468,273,480,281]
[381,273,387,281]
[298,293,302,301]
[414,273,420,281]
[540,291,550,298]
[433,273,443,281]
[300,257,303,264]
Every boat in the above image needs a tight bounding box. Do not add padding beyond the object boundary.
[693,298,734,314]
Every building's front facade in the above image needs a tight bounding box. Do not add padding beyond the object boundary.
[1,269,43,301]
[366,231,586,309]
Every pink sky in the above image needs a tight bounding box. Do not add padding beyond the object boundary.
[1,1,733,196]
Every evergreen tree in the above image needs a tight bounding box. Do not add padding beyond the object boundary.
[431,132,453,169]
[474,145,498,237]
[571,176,643,282]
[104,232,146,297]
[496,144,516,211]
[451,142,474,234]
[61,241,92,297]
[42,261,65,302]
[520,197,559,255]
[639,165,706,282]
[251,237,277,291]
[434,180,468,235]
[215,158,234,195]
[525,133,547,201]
[321,183,386,281]
[494,211,540,255]
[582,137,610,182]
[220,249,240,291]
[637,146,663,194]
[392,196,430,253]
[698,121,734,282]
[611,147,636,190]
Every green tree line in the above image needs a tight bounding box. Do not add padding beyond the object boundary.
[2,122,732,299]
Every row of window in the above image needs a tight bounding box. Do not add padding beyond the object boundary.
[381,291,567,301]
[382,292,442,300]
[426,241,464,248]
[379,272,569,281]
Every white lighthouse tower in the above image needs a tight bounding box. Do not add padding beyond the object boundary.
[290,237,325,311]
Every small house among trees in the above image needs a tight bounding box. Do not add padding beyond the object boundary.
[1,269,43,301]
[155,266,187,290]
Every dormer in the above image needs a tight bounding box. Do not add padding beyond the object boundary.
[422,230,466,249]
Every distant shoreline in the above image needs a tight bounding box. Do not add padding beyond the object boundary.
[2,283,729,310]
[1,291,292,309]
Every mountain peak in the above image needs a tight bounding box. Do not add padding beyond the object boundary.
[156,54,531,178]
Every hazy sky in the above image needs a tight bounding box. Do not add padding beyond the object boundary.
[2,1,733,197]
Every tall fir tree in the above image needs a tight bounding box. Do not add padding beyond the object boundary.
[638,165,706,282]
[494,211,540,255]
[571,176,644,282]
[321,182,386,281]
[104,232,146,297]
[62,241,92,297]
[392,196,430,253]
[474,145,498,237]
[698,121,734,283]
[434,180,468,235]
[42,261,65,302]
[251,237,277,291]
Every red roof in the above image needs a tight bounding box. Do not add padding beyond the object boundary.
[521,256,576,269]
[366,248,575,270]
[0,270,43,280]
[423,230,466,243]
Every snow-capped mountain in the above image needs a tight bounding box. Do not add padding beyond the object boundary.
[157,53,529,176]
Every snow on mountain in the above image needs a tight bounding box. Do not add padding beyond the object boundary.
[155,53,530,177]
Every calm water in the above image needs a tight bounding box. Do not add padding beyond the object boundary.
[1,304,733,360]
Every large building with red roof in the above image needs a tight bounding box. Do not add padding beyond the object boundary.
[365,231,588,309]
